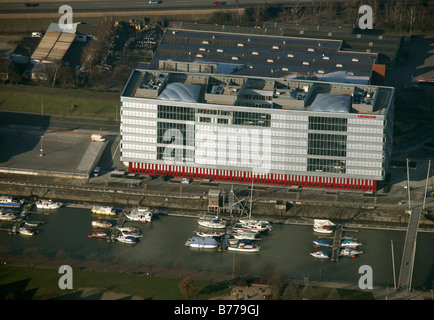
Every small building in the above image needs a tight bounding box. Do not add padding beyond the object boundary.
[208,189,221,212]
[11,37,41,64]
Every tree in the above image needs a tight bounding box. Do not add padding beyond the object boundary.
[178,276,197,299]
[282,283,299,300]
[58,66,74,89]
[326,288,341,300]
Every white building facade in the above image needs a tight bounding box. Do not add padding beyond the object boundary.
[120,70,394,192]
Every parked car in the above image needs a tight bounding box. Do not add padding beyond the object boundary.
[213,1,223,6]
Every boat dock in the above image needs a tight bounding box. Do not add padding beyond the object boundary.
[0,202,37,235]
[107,209,127,243]
[330,227,343,262]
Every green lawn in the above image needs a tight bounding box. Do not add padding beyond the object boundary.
[0,266,231,300]
[0,85,120,119]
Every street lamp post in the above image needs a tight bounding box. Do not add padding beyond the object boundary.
[40,135,43,157]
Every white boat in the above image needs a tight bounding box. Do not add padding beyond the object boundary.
[125,206,153,222]
[0,209,17,220]
[91,220,112,229]
[197,215,226,229]
[341,240,362,247]
[237,182,272,233]
[0,196,21,208]
[227,240,261,252]
[313,219,335,234]
[194,231,224,238]
[119,229,143,238]
[237,219,272,232]
[91,206,117,215]
[18,227,34,236]
[185,236,219,249]
[232,229,260,240]
[117,226,141,233]
[339,247,363,257]
[310,250,329,259]
[116,235,137,244]
[35,199,62,209]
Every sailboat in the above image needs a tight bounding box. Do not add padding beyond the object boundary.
[237,180,272,232]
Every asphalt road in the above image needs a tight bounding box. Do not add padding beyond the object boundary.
[0,0,292,13]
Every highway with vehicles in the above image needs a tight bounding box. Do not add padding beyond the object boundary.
[0,0,288,13]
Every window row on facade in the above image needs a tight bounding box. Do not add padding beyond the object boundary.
[308,116,347,132]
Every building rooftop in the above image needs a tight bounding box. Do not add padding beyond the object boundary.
[122,69,394,116]
[31,23,77,62]
[150,28,378,84]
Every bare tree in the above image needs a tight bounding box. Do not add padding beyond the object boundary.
[406,0,423,35]
[178,276,197,299]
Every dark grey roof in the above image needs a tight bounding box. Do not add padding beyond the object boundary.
[150,29,377,80]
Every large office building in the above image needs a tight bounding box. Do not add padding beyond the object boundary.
[120,69,394,192]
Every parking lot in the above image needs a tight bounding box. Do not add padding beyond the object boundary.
[0,126,108,179]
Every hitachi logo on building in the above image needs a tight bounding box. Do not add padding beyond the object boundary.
[358,115,376,119]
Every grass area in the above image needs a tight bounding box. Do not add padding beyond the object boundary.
[281,283,374,300]
[0,265,377,300]
[0,265,231,300]
[0,85,120,119]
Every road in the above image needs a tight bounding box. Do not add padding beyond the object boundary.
[0,0,293,13]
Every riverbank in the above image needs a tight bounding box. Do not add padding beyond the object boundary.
[1,255,429,300]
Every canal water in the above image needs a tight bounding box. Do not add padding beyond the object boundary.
[1,206,433,290]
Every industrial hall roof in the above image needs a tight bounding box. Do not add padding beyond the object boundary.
[150,28,378,84]
[31,23,77,62]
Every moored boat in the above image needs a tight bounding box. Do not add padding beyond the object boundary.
[227,239,261,252]
[194,231,225,238]
[197,215,226,229]
[341,240,362,247]
[116,235,137,244]
[310,250,329,259]
[185,236,219,249]
[313,219,335,234]
[119,229,143,238]
[237,219,272,232]
[91,220,112,229]
[18,227,34,236]
[232,229,260,240]
[0,209,17,220]
[125,206,153,222]
[89,231,108,238]
[91,206,116,216]
[313,239,331,247]
[0,196,21,208]
[339,247,363,257]
[36,199,62,209]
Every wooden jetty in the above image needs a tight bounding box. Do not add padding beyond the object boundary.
[7,202,35,235]
[330,227,343,262]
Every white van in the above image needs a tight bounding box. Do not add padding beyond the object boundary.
[91,134,106,142]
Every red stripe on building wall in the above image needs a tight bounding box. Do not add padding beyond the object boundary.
[128,162,377,192]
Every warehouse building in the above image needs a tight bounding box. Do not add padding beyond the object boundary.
[150,28,380,84]
[120,69,394,192]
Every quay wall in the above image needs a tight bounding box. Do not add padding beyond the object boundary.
[1,181,432,228]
